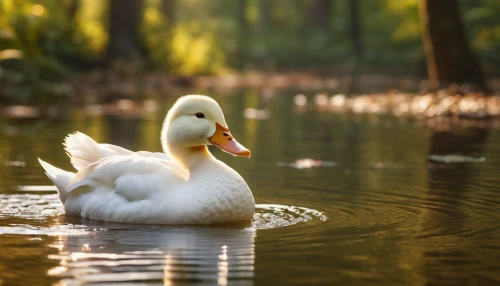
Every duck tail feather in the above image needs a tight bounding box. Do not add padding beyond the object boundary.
[38,158,73,203]
[64,131,101,170]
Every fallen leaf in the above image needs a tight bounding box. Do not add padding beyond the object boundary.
[428,154,485,164]
[243,108,269,120]
[5,161,26,167]
[277,158,337,169]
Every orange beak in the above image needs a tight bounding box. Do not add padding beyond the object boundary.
[209,122,251,158]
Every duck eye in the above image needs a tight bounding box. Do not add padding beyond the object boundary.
[195,112,205,118]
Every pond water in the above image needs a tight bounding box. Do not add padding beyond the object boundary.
[1,90,500,285]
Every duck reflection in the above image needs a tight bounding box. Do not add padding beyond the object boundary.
[48,218,255,285]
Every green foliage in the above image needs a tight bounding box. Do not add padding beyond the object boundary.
[461,0,500,74]
[0,0,97,103]
[141,0,230,75]
[2,0,500,104]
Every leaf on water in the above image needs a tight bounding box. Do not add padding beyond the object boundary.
[2,105,39,119]
[243,108,269,120]
[277,158,337,169]
[428,154,486,164]
[4,161,26,167]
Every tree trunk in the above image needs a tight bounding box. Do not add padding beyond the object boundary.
[162,0,176,25]
[349,0,363,58]
[233,0,249,68]
[62,0,79,22]
[418,0,485,89]
[106,0,144,61]
[238,0,248,32]
[307,0,331,31]
[258,0,269,30]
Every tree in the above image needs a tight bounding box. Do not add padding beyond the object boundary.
[307,0,331,31]
[60,0,79,22]
[162,0,176,25]
[233,0,249,68]
[106,0,145,61]
[238,0,248,32]
[349,0,363,58]
[418,0,485,89]
[258,0,269,30]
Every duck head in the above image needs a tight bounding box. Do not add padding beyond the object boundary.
[162,95,250,163]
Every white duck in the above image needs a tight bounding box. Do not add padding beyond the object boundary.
[39,95,255,224]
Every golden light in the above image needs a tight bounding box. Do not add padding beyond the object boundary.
[330,94,346,107]
[163,254,173,286]
[0,49,23,61]
[294,94,307,107]
[217,245,229,286]
[314,93,329,106]
[47,266,68,276]
[31,4,46,16]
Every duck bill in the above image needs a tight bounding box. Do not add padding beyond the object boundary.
[209,122,251,158]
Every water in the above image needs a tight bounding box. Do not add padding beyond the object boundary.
[1,90,500,285]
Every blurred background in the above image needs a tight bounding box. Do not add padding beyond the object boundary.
[1,0,500,105]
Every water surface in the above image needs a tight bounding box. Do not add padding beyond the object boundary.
[1,91,500,285]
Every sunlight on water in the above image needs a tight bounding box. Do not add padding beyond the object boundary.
[17,185,58,192]
[0,192,325,284]
[0,193,326,284]
[0,194,63,220]
[252,204,328,229]
[46,223,257,285]
[0,194,326,233]
[0,225,88,236]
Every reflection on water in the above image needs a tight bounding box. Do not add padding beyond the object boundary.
[1,192,254,285]
[51,225,255,285]
[1,91,500,285]
[0,193,325,285]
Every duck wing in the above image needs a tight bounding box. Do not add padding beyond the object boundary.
[67,154,188,202]
[64,132,174,171]
[64,132,133,170]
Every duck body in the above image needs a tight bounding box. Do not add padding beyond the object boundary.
[39,95,255,224]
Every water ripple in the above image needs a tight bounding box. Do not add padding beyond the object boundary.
[0,194,328,284]
[0,194,63,220]
[252,204,327,229]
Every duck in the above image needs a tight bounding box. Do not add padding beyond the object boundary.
[38,95,255,224]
